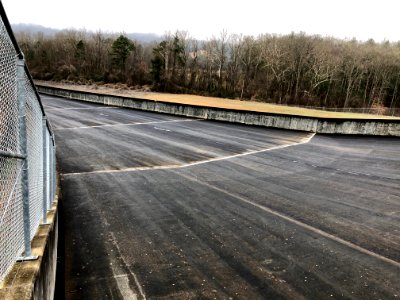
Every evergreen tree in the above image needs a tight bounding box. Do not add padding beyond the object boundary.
[110,35,135,71]
[75,40,86,61]
[151,41,168,84]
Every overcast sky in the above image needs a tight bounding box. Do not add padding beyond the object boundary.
[2,0,400,42]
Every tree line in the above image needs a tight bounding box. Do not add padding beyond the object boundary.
[16,30,400,110]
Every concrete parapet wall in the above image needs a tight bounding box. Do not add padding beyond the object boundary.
[0,201,58,300]
[37,85,400,136]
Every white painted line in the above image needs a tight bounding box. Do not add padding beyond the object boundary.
[62,133,315,176]
[109,232,147,299]
[153,127,171,132]
[175,133,315,169]
[55,119,199,130]
[63,164,181,176]
[179,172,400,269]
[112,271,138,300]
[46,106,119,111]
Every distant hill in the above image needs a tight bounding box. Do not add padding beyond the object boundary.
[12,23,60,36]
[11,23,160,43]
[127,33,160,43]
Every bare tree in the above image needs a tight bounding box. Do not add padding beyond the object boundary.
[16,29,400,113]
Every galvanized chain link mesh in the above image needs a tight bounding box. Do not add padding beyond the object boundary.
[0,13,24,284]
[0,10,56,282]
[0,157,24,284]
[0,15,18,154]
[25,73,44,240]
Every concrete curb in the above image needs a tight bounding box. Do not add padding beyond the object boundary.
[37,85,400,136]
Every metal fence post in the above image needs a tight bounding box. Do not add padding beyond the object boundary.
[41,117,48,224]
[52,143,56,202]
[16,57,37,261]
[49,139,54,202]
[49,138,52,202]
[49,136,54,203]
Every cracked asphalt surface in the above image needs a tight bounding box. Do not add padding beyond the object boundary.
[41,94,400,299]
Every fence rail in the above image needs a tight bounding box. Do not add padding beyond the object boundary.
[0,2,56,283]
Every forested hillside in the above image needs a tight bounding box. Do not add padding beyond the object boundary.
[16,30,400,110]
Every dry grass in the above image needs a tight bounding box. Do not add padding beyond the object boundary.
[36,81,400,120]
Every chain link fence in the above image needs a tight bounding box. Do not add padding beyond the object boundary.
[0,3,57,283]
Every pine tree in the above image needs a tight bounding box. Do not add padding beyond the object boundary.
[110,35,135,71]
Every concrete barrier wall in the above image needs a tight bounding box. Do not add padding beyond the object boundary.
[37,85,400,136]
[32,210,58,300]
[0,201,58,300]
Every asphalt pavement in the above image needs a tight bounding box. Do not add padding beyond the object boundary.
[41,94,400,300]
